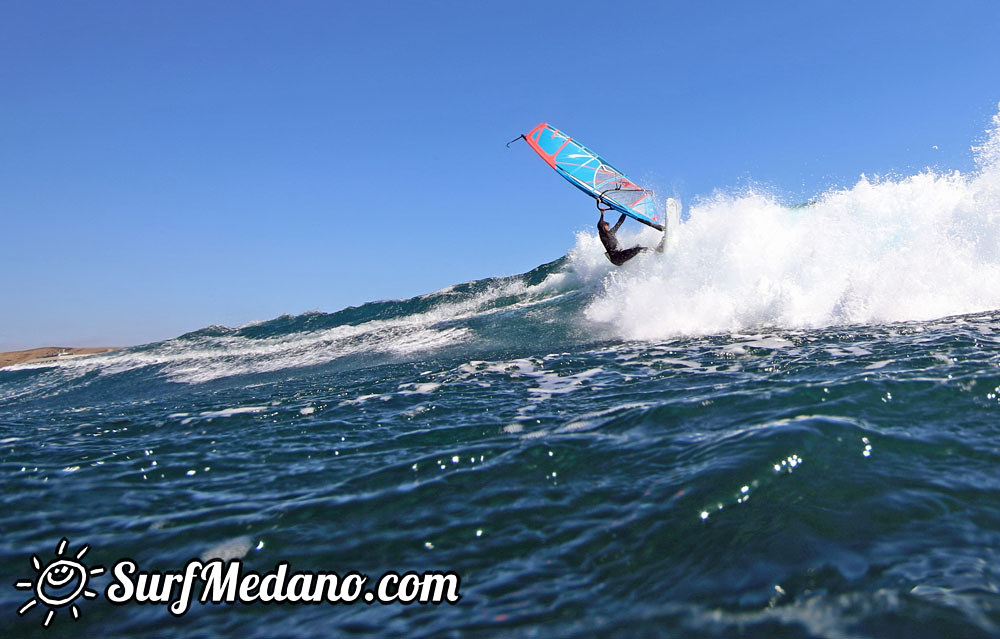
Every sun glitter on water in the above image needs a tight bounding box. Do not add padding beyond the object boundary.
[15,538,104,628]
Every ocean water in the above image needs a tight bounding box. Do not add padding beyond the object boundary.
[3,115,1000,638]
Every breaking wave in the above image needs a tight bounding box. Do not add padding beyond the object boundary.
[580,106,1000,339]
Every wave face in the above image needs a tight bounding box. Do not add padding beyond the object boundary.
[2,111,1000,638]
[0,256,583,390]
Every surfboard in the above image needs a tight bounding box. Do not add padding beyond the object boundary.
[521,122,664,230]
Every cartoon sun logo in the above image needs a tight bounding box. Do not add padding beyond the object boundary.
[14,538,104,627]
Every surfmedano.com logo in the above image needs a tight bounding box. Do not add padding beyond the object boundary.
[15,538,104,627]
[14,537,462,628]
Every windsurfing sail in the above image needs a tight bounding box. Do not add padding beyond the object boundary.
[520,122,662,230]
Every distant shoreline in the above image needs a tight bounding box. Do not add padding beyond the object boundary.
[0,347,119,369]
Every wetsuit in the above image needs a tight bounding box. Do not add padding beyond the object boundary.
[598,211,664,266]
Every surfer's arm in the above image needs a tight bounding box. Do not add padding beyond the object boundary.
[612,214,626,233]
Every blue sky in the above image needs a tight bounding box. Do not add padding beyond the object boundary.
[2,1,998,350]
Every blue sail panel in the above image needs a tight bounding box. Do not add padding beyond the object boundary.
[524,122,661,229]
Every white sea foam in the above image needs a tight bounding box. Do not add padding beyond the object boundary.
[576,107,1000,340]
[338,394,384,406]
[179,405,268,424]
[458,357,609,428]
[397,382,442,395]
[196,406,268,419]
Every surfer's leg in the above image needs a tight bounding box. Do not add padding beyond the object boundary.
[609,247,645,265]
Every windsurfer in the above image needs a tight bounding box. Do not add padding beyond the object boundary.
[598,209,666,266]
